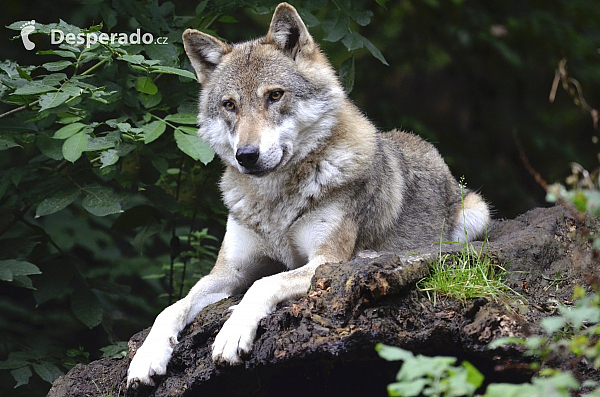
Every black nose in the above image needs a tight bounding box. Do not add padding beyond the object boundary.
[235,146,259,167]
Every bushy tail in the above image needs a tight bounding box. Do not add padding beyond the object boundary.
[450,191,491,243]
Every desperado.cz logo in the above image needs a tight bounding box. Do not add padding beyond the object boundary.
[51,29,168,48]
[19,20,167,51]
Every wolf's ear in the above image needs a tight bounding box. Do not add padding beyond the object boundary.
[265,3,315,60]
[182,29,231,85]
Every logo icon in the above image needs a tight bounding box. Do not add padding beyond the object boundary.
[20,20,36,51]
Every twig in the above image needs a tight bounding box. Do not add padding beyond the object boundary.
[513,133,548,191]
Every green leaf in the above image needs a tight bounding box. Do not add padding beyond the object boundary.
[10,366,32,388]
[100,149,119,168]
[60,82,84,97]
[347,10,373,26]
[164,113,198,125]
[142,120,166,143]
[341,31,364,51]
[0,260,41,282]
[339,55,355,94]
[195,0,208,14]
[150,65,196,80]
[62,131,88,162]
[53,122,86,139]
[218,15,238,23]
[321,9,350,42]
[42,60,72,72]
[82,187,122,216]
[14,82,57,95]
[116,122,131,132]
[541,316,568,335]
[120,54,144,65]
[37,49,77,58]
[36,189,80,217]
[16,65,33,81]
[37,134,63,160]
[136,76,158,95]
[144,42,179,66]
[573,191,588,213]
[100,341,128,359]
[31,362,63,384]
[177,126,198,134]
[462,360,484,388]
[70,288,103,328]
[0,357,29,370]
[0,138,22,151]
[174,129,214,164]
[387,378,428,397]
[42,73,67,86]
[375,343,414,361]
[297,9,321,27]
[86,132,119,151]
[10,275,35,289]
[362,36,389,66]
[39,91,71,111]
[487,336,527,349]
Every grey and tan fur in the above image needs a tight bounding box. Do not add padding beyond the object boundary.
[127,2,490,388]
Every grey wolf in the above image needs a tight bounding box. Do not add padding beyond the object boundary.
[127,2,490,388]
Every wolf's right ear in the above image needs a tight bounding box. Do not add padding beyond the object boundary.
[182,29,231,85]
[265,3,315,60]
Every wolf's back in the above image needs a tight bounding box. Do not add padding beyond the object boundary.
[352,129,473,251]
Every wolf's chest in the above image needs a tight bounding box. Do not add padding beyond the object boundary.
[225,188,315,268]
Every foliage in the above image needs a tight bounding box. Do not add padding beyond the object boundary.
[379,287,600,396]
[0,0,387,394]
[545,58,600,247]
[489,286,600,373]
[376,344,484,397]
[486,287,600,396]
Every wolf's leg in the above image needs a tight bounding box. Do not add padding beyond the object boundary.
[212,216,357,365]
[450,191,491,243]
[127,216,276,388]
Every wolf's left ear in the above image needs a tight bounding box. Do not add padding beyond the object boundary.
[265,3,315,60]
[182,29,231,85]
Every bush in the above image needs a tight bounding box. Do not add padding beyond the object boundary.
[0,1,387,394]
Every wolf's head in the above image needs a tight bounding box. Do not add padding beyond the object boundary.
[183,3,344,176]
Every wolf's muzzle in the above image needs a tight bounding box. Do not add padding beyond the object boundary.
[235,146,260,168]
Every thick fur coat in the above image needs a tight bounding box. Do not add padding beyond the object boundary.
[127,2,490,388]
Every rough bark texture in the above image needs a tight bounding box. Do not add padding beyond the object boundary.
[48,205,599,397]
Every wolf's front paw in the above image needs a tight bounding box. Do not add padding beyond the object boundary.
[127,336,175,389]
[211,306,258,365]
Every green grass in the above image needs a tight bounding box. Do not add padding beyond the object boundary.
[417,240,515,305]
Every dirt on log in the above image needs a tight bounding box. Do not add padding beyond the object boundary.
[48,205,599,397]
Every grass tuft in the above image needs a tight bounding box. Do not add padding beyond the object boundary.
[417,240,515,305]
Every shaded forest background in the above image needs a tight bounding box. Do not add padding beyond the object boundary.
[0,0,598,395]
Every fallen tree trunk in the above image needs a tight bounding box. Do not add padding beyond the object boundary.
[48,205,599,396]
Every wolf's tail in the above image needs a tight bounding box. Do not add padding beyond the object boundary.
[450,191,491,243]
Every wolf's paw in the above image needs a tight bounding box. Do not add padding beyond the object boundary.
[127,336,175,389]
[211,306,258,365]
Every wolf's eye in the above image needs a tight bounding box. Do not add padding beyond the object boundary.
[268,90,283,103]
[222,100,236,111]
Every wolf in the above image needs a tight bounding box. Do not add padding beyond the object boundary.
[126,2,490,388]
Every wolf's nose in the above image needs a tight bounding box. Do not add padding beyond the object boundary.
[235,146,260,167]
